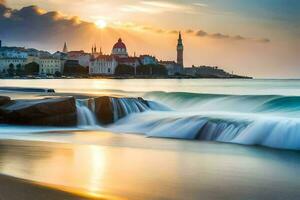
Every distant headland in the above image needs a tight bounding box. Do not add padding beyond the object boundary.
[0,33,251,79]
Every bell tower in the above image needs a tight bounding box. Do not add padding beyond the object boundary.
[63,42,68,53]
[177,32,184,67]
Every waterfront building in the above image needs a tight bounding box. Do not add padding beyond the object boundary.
[159,61,183,76]
[139,55,158,65]
[39,57,65,75]
[117,57,140,68]
[68,51,91,67]
[89,54,118,75]
[0,47,28,59]
[0,57,26,73]
[184,65,232,77]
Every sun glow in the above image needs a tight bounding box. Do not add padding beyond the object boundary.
[95,19,107,29]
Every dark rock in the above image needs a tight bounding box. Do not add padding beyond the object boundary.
[0,87,55,93]
[93,96,150,125]
[0,96,11,106]
[93,96,114,125]
[0,97,76,126]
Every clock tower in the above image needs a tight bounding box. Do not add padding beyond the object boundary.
[177,32,184,67]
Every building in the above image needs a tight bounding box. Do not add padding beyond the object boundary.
[0,58,26,73]
[0,47,28,59]
[39,57,65,75]
[111,38,128,58]
[68,51,91,67]
[158,32,184,75]
[184,65,232,77]
[139,55,157,65]
[159,61,183,76]
[117,57,140,68]
[177,32,184,67]
[89,55,118,75]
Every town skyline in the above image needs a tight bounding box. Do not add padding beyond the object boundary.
[0,0,299,78]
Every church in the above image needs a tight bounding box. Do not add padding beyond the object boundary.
[89,38,140,75]
[89,33,184,75]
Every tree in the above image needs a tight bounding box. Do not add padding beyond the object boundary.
[54,71,62,77]
[115,64,135,76]
[7,63,15,77]
[24,62,39,75]
[16,64,23,76]
[136,64,167,76]
[63,65,88,75]
[137,65,151,75]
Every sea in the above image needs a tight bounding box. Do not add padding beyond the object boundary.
[0,78,300,200]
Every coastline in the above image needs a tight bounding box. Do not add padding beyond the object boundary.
[0,74,253,80]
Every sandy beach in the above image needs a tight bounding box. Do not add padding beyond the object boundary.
[0,174,99,200]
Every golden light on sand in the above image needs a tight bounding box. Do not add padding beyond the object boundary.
[95,19,107,29]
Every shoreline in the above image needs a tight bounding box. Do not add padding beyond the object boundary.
[0,133,299,200]
[0,75,253,80]
[0,174,98,200]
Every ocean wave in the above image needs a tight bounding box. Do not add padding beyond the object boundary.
[107,112,300,150]
[144,91,300,115]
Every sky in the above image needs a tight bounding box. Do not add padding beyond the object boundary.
[0,0,299,78]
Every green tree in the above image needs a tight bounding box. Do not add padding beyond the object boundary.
[24,62,40,75]
[16,64,23,76]
[136,64,167,76]
[54,71,62,77]
[7,63,15,77]
[115,64,135,76]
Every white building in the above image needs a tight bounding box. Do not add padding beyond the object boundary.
[0,58,26,72]
[89,55,118,75]
[39,57,65,75]
[0,47,28,59]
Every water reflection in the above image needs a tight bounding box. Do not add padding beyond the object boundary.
[0,135,299,200]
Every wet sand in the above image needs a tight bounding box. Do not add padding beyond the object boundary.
[0,175,97,200]
[0,132,300,200]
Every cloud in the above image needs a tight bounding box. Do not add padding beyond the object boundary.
[196,30,208,37]
[186,29,194,34]
[0,4,96,46]
[211,33,230,39]
[193,3,209,7]
[193,29,270,43]
[120,1,194,14]
[255,38,271,43]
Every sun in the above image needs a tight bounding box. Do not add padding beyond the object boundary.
[95,19,107,29]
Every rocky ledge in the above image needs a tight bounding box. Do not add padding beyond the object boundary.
[0,95,150,126]
[0,96,77,126]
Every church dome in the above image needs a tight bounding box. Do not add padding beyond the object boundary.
[113,38,127,50]
[112,38,128,57]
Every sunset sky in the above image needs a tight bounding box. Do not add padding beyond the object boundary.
[0,0,299,78]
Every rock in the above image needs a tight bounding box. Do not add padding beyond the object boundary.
[93,96,114,125]
[0,97,76,126]
[93,96,150,125]
[0,87,55,93]
[0,96,11,106]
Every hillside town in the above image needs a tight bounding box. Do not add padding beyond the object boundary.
[0,33,250,79]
